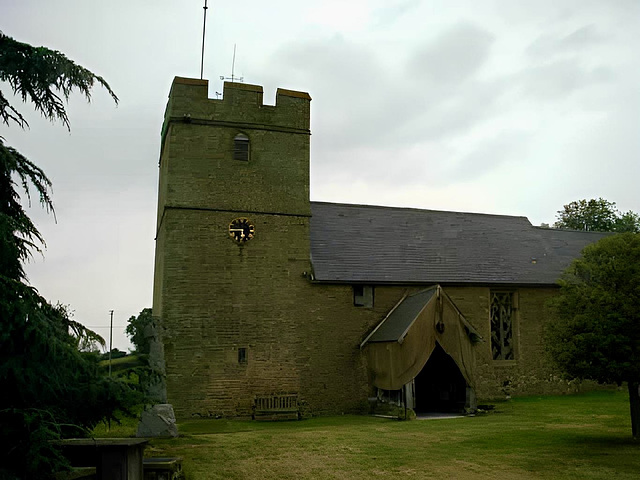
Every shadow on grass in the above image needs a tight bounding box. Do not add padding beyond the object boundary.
[177,414,395,436]
[517,431,639,479]
[571,434,638,447]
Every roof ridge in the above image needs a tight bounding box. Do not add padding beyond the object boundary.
[310,200,531,221]
[534,225,616,235]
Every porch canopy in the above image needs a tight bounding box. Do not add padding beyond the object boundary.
[361,286,480,391]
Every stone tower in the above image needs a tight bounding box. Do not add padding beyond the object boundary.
[152,77,313,417]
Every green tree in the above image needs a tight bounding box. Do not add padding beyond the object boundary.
[615,211,640,233]
[126,307,154,355]
[554,198,640,233]
[546,233,640,438]
[0,32,139,479]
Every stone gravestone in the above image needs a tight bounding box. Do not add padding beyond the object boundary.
[136,320,178,437]
[137,403,178,438]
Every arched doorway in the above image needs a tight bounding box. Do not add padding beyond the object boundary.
[414,342,467,413]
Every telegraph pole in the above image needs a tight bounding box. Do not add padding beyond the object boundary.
[108,310,114,377]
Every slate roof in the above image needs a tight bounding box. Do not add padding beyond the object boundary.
[365,288,437,343]
[309,202,610,285]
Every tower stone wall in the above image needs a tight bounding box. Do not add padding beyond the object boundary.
[152,77,376,417]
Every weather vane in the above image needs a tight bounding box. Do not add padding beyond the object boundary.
[200,0,209,80]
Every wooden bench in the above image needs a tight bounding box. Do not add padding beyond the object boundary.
[143,457,184,480]
[253,394,300,421]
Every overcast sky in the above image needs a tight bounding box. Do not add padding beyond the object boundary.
[3,0,639,350]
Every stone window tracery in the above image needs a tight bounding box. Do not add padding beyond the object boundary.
[490,291,514,360]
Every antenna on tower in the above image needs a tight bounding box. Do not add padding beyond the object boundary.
[232,43,237,82]
[220,44,244,83]
[200,0,209,80]
[220,43,244,82]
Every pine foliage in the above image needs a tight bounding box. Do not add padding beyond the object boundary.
[0,140,52,280]
[0,31,118,129]
[0,281,141,479]
[0,32,139,478]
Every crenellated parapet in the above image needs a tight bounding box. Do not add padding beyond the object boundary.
[156,75,312,223]
[162,77,311,139]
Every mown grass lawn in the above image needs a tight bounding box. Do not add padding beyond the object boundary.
[99,390,639,479]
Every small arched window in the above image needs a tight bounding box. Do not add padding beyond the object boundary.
[233,133,250,161]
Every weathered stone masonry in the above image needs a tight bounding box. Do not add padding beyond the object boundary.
[153,78,382,417]
[153,77,603,418]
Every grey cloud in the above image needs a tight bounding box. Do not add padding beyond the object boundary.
[269,36,413,151]
[402,79,509,142]
[448,132,529,182]
[274,35,379,89]
[265,8,634,205]
[312,146,432,188]
[526,25,604,58]
[272,24,503,159]
[372,0,421,27]
[495,0,627,25]
[408,23,495,85]
[519,59,613,100]
[313,126,528,192]
[562,25,604,48]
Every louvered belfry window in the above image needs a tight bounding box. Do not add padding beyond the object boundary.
[490,291,514,360]
[233,133,250,161]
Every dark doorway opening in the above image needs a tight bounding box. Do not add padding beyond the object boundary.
[414,343,467,413]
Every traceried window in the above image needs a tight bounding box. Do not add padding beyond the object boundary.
[233,133,250,161]
[490,291,515,360]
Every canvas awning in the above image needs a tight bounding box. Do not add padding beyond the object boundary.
[361,286,481,391]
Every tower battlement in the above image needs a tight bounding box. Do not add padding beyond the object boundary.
[163,77,311,137]
[156,75,311,222]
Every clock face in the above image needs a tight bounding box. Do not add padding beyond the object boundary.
[229,218,255,242]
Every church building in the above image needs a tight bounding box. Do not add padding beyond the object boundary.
[152,77,606,418]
